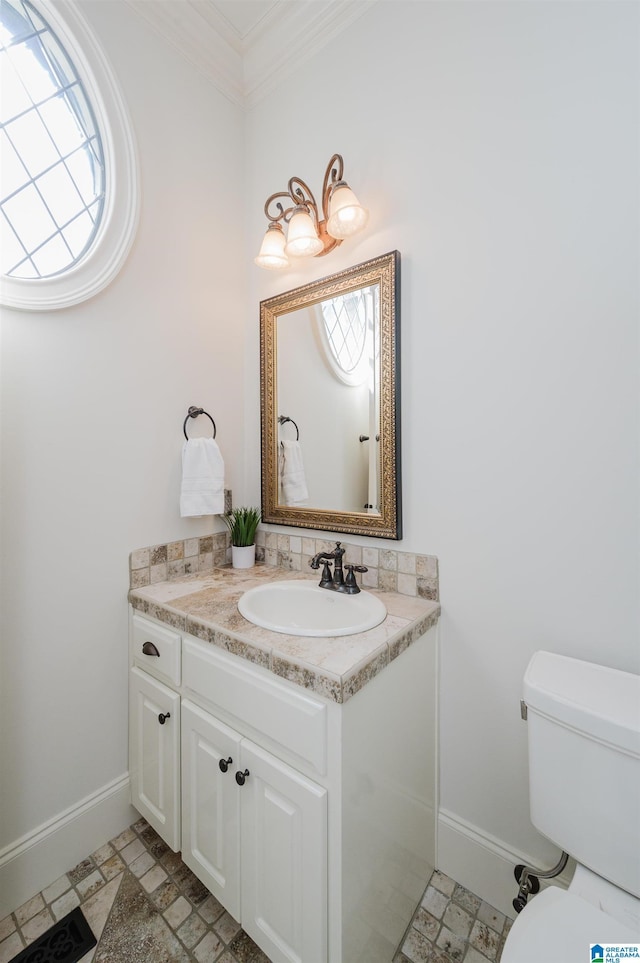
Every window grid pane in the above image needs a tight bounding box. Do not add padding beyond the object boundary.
[0,0,105,279]
[321,291,368,374]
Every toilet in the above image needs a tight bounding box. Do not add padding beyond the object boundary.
[501,651,640,962]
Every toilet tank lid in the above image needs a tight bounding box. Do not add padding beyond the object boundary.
[523,651,640,756]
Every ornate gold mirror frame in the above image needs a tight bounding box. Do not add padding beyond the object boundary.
[260,250,401,539]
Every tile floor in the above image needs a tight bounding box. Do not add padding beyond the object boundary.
[0,817,511,963]
[395,870,512,963]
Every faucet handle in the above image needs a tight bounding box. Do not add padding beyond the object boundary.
[344,564,368,593]
[319,559,333,587]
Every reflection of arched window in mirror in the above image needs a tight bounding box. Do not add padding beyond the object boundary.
[314,286,379,387]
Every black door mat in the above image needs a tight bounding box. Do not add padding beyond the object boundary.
[11,906,97,963]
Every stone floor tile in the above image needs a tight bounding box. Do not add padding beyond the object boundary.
[51,887,81,920]
[42,874,71,905]
[0,930,23,963]
[176,912,207,949]
[453,884,482,916]
[22,906,54,943]
[100,853,125,881]
[160,850,184,874]
[129,851,155,878]
[477,901,506,934]
[430,870,456,897]
[163,895,192,930]
[81,877,123,944]
[120,838,145,865]
[421,884,449,919]
[91,842,115,866]
[443,901,473,938]
[149,879,180,911]
[228,929,271,962]
[412,906,439,940]
[110,827,136,851]
[198,893,225,924]
[464,948,494,963]
[14,892,44,927]
[469,920,500,960]
[132,816,149,834]
[402,926,432,963]
[93,872,190,963]
[68,858,95,885]
[436,924,466,960]
[139,824,161,846]
[140,864,168,894]
[76,869,105,900]
[146,835,170,860]
[0,918,15,943]
[193,930,224,962]
[213,911,241,943]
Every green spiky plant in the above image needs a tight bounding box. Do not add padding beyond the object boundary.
[222,506,261,547]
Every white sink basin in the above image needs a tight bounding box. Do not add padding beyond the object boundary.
[238,580,386,637]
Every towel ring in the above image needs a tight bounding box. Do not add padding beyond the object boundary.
[278,415,299,441]
[183,406,216,440]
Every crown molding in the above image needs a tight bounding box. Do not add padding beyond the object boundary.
[244,1,376,109]
[124,0,245,104]
[123,0,377,109]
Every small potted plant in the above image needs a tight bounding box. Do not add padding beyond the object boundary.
[222,506,261,569]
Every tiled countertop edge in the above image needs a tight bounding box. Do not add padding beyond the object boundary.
[128,591,440,704]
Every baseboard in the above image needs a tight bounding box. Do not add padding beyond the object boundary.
[0,773,137,918]
[437,808,574,919]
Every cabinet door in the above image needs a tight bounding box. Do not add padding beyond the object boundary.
[181,700,242,920]
[239,741,328,963]
[129,667,180,851]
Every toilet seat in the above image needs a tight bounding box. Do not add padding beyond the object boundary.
[501,886,639,963]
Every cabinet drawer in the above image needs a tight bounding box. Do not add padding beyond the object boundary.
[183,638,327,776]
[132,613,181,686]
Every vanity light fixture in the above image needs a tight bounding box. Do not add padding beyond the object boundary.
[254,154,368,270]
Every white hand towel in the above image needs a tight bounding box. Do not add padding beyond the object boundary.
[279,439,309,506]
[180,437,225,517]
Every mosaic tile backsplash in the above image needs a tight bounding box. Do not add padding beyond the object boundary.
[130,528,439,601]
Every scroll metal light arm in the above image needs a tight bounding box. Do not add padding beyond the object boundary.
[256,154,368,270]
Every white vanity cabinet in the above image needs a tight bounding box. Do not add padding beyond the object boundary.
[129,607,438,963]
[181,699,327,962]
[129,614,182,851]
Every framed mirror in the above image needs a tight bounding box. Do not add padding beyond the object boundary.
[260,250,401,539]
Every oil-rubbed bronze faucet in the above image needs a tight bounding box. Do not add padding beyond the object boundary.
[309,542,368,594]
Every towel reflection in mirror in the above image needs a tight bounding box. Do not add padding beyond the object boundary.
[279,439,309,506]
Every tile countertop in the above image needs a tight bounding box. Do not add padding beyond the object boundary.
[128,565,440,704]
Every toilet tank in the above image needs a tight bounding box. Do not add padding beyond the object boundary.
[523,651,640,898]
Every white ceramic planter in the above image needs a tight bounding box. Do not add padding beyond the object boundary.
[232,544,256,569]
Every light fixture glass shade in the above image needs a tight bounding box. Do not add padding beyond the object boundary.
[255,222,289,269]
[326,182,369,239]
[284,206,323,258]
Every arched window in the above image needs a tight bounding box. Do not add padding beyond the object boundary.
[0,0,138,310]
[1,0,105,279]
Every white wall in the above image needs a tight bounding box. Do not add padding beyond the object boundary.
[0,0,245,909]
[245,0,639,911]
